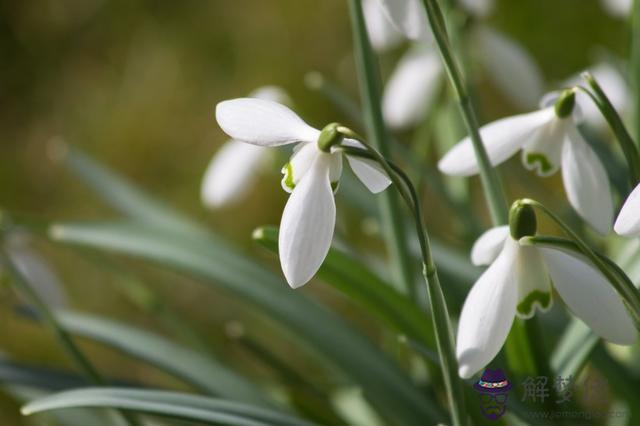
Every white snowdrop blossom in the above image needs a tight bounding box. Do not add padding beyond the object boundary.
[601,0,632,17]
[215,98,392,288]
[438,92,614,234]
[564,62,629,128]
[363,0,403,52]
[374,0,431,41]
[615,182,640,237]
[201,86,290,208]
[457,225,637,378]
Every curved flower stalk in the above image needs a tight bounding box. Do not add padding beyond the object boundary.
[564,62,629,128]
[215,98,391,288]
[457,211,637,379]
[615,182,640,237]
[201,86,290,209]
[439,90,614,234]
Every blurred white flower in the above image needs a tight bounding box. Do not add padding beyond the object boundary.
[215,98,391,288]
[459,0,495,17]
[473,27,544,110]
[363,0,403,52]
[383,45,443,128]
[615,183,640,237]
[564,62,629,128]
[201,86,290,209]
[601,0,632,17]
[374,0,431,41]
[438,93,614,234]
[457,226,637,378]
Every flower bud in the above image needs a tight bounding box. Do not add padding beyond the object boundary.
[554,89,576,119]
[509,202,537,240]
[317,123,343,152]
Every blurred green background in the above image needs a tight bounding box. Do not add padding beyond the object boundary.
[0,0,633,424]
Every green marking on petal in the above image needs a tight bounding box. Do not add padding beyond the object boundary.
[517,290,552,318]
[525,152,553,175]
[281,162,295,192]
[331,180,340,194]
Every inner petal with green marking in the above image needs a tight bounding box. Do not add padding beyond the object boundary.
[515,245,553,318]
[521,118,567,177]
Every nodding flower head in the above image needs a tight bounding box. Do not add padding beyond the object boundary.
[215,98,392,288]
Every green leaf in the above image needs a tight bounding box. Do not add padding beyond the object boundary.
[253,226,435,347]
[49,221,442,424]
[551,320,599,378]
[47,310,270,406]
[22,387,312,426]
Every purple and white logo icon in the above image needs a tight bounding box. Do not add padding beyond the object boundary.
[474,368,512,420]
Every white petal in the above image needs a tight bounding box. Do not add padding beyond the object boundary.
[538,246,637,345]
[376,0,430,41]
[248,86,291,104]
[520,117,570,177]
[561,128,614,234]
[514,246,552,318]
[615,183,640,237]
[470,226,510,266]
[382,45,443,129]
[329,153,343,193]
[601,0,632,17]
[475,27,544,109]
[201,140,267,208]
[216,98,320,146]
[457,239,519,378]
[438,107,555,176]
[341,139,392,193]
[363,0,403,52]
[279,154,336,288]
[459,0,495,17]
[281,142,318,193]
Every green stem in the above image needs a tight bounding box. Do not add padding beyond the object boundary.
[632,0,640,145]
[338,141,467,426]
[579,75,640,185]
[421,0,508,226]
[347,0,415,297]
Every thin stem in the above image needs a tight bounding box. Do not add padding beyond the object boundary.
[631,0,640,145]
[421,0,508,226]
[578,76,640,185]
[520,199,640,325]
[347,0,416,297]
[338,141,467,426]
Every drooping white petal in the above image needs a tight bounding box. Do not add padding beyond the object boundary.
[520,117,570,177]
[475,27,544,109]
[459,0,495,17]
[561,127,613,234]
[601,0,632,17]
[382,45,443,129]
[376,0,430,41]
[281,142,318,193]
[438,107,555,176]
[201,140,268,208]
[341,139,392,193]
[514,245,552,318]
[538,246,637,345]
[279,154,336,288]
[615,183,640,237]
[470,226,510,266]
[363,0,403,52]
[216,98,320,146]
[457,238,519,379]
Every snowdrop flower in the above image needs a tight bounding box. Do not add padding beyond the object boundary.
[363,0,403,52]
[615,183,640,237]
[374,0,431,41]
[215,98,391,288]
[472,27,544,110]
[601,0,632,17]
[564,62,629,128]
[458,220,637,379]
[201,86,290,208]
[439,90,614,234]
